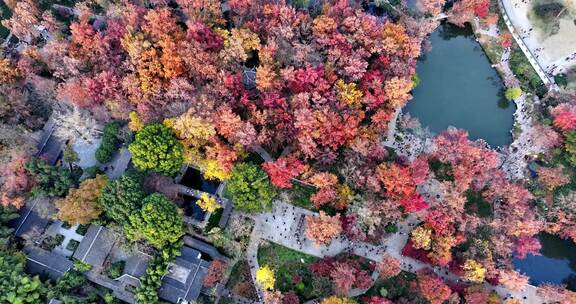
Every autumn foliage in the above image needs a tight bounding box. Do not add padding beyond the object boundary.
[417,270,453,304]
[305,212,342,245]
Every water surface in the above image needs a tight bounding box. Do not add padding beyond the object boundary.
[404,23,515,147]
[513,233,576,291]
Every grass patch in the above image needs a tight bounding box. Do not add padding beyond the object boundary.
[66,239,80,252]
[362,271,427,302]
[428,159,454,182]
[288,181,317,210]
[0,1,11,39]
[205,208,224,232]
[482,37,504,64]
[257,242,319,300]
[226,260,259,301]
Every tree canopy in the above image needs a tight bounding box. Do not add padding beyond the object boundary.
[128,193,184,248]
[25,157,78,197]
[128,123,184,176]
[56,174,109,225]
[0,251,45,304]
[226,163,277,213]
[100,173,146,225]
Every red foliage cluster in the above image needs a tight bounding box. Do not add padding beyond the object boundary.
[27,0,422,168]
[308,255,373,295]
[399,193,428,212]
[262,156,305,188]
[0,156,33,209]
[401,240,433,264]
[203,259,226,288]
[551,103,576,131]
[417,270,453,304]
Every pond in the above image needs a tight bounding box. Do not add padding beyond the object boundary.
[403,23,515,147]
[180,167,220,194]
[180,167,220,221]
[513,233,576,291]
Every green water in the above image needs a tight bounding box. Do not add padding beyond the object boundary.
[404,23,515,147]
[513,233,576,291]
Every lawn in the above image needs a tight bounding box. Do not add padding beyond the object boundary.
[257,242,319,300]
[361,271,428,303]
[204,208,224,233]
[0,1,11,39]
[287,181,317,211]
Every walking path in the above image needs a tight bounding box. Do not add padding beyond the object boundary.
[498,0,556,88]
[471,17,547,181]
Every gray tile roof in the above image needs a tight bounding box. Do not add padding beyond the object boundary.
[12,198,50,238]
[24,246,73,280]
[158,246,210,303]
[73,225,115,268]
[123,251,151,278]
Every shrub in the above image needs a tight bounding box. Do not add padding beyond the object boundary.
[504,87,522,101]
[66,240,80,252]
[96,122,121,164]
[107,261,125,279]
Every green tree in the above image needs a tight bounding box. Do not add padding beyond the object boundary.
[63,143,79,170]
[504,87,522,101]
[25,157,78,197]
[128,123,183,176]
[135,243,182,304]
[0,252,45,304]
[0,206,18,251]
[128,193,184,248]
[226,163,277,213]
[564,131,576,166]
[48,269,101,304]
[96,122,121,164]
[99,173,146,225]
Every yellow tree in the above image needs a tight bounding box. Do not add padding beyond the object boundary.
[256,265,275,290]
[56,175,109,225]
[196,193,221,213]
[170,110,216,147]
[0,58,21,83]
[320,296,356,304]
[462,259,486,283]
[411,226,432,250]
[128,111,143,132]
[203,159,231,181]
